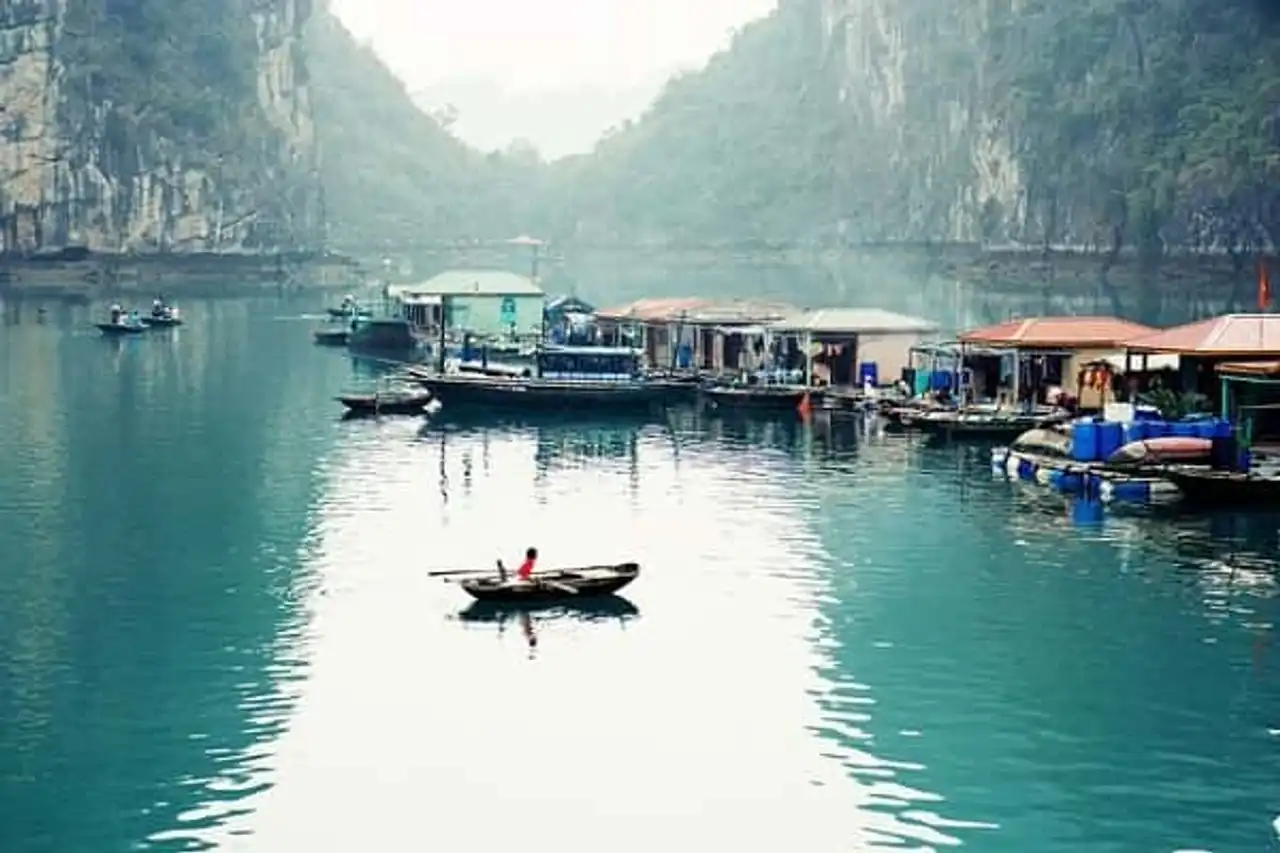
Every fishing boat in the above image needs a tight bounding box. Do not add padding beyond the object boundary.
[918,407,1071,441]
[347,315,424,358]
[1158,466,1280,507]
[337,385,434,416]
[313,325,350,346]
[325,294,368,319]
[457,563,640,603]
[702,383,810,411]
[141,304,182,327]
[407,346,667,411]
[96,320,146,335]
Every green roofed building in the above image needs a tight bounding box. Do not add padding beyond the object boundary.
[386,269,545,337]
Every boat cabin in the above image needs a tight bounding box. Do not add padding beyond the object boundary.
[536,345,642,381]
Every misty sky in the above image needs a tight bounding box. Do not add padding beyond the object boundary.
[332,0,777,92]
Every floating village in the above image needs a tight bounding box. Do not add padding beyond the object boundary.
[97,263,1280,541]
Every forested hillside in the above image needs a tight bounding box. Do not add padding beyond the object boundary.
[546,0,1280,260]
[307,10,548,249]
[308,0,1280,264]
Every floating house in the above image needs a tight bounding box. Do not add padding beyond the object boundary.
[385,269,545,338]
[1125,313,1280,392]
[768,307,939,388]
[594,298,793,371]
[958,315,1159,409]
[1126,314,1280,448]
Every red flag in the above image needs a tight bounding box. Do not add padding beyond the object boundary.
[1259,257,1272,311]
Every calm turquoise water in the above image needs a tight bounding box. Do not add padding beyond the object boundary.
[1,296,1279,852]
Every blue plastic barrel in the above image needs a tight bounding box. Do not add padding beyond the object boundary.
[1125,422,1147,444]
[1058,471,1084,493]
[1097,422,1125,460]
[1192,419,1217,439]
[858,362,879,387]
[1112,482,1150,503]
[1170,421,1198,438]
[1212,419,1233,439]
[1072,421,1100,461]
[1145,421,1170,438]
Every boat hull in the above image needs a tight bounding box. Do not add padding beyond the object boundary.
[141,316,183,328]
[337,392,433,415]
[414,374,667,411]
[920,414,1065,441]
[460,563,640,603]
[96,323,146,335]
[1162,468,1280,507]
[314,329,350,346]
[702,385,809,410]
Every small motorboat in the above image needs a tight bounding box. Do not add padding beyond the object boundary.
[337,387,434,416]
[96,321,146,335]
[141,313,183,328]
[314,327,350,346]
[458,562,640,603]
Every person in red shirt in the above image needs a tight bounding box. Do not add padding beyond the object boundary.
[516,547,538,581]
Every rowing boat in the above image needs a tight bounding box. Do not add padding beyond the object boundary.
[458,562,640,602]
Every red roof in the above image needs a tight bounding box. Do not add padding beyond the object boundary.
[1126,314,1280,356]
[959,316,1157,349]
[594,297,713,323]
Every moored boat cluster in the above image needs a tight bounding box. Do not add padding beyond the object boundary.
[316,269,1280,513]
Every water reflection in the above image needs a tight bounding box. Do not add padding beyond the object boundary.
[453,597,641,660]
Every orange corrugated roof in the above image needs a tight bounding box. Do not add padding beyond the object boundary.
[959,316,1157,349]
[595,297,714,322]
[1215,359,1280,376]
[1127,314,1280,355]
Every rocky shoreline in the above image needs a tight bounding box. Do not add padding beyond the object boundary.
[0,251,364,299]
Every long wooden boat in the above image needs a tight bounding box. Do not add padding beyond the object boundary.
[919,409,1071,440]
[459,563,640,603]
[337,388,433,416]
[96,322,146,335]
[408,346,666,412]
[416,373,667,410]
[1159,467,1280,507]
[702,384,810,410]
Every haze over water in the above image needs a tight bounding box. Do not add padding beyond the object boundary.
[1,287,1278,852]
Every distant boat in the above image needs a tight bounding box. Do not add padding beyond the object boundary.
[96,321,146,336]
[337,385,434,416]
[703,384,810,411]
[347,315,424,358]
[313,327,349,346]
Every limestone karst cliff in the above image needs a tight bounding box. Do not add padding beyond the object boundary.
[550,0,1280,261]
[0,0,321,256]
